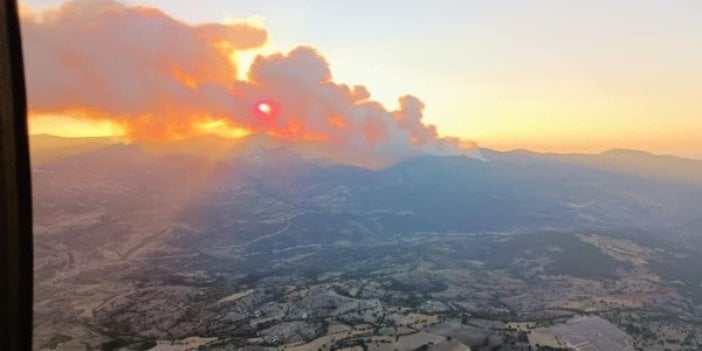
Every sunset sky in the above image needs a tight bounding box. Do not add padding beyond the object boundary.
[22,0,702,158]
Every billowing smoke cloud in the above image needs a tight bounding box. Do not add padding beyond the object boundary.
[22,0,478,167]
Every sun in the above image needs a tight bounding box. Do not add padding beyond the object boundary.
[257,102,272,116]
[253,100,279,121]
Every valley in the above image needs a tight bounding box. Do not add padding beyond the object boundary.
[30,137,702,351]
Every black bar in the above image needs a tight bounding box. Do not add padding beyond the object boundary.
[0,0,33,350]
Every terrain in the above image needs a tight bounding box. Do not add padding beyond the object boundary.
[30,135,702,351]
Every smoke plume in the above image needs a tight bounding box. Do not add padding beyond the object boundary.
[22,0,478,167]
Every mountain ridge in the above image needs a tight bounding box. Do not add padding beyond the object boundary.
[29,134,702,188]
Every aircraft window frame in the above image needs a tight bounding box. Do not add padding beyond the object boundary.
[0,1,34,350]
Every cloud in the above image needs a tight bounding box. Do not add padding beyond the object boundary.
[21,0,478,167]
[22,0,267,139]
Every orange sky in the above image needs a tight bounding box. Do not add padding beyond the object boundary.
[23,0,702,159]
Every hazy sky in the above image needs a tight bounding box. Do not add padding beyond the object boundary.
[24,0,702,157]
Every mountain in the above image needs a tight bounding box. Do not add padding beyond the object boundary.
[29,135,702,265]
[29,135,702,351]
[29,134,122,164]
[546,148,702,187]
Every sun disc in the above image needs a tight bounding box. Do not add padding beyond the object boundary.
[257,102,272,115]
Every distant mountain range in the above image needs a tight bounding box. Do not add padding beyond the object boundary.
[542,148,702,187]
[30,133,702,186]
[30,133,702,254]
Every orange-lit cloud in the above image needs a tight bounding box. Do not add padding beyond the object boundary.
[21,0,478,167]
[22,0,266,139]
